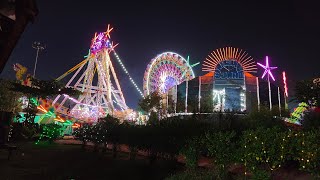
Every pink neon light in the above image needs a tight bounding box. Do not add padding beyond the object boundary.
[283,71,288,97]
[257,56,277,81]
[63,94,101,108]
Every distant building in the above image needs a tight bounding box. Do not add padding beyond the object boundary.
[166,47,285,113]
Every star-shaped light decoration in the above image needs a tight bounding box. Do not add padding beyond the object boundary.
[180,55,200,80]
[257,56,277,81]
[90,24,116,54]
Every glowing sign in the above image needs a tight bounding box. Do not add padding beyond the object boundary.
[214,60,244,79]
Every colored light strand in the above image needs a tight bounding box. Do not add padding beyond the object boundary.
[111,49,145,98]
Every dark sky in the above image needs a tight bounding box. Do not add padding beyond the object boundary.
[1,0,319,108]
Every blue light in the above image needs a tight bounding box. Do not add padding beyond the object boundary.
[161,76,176,93]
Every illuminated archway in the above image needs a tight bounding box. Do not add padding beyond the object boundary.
[202,47,257,111]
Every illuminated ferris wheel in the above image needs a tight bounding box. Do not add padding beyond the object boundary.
[143,52,196,95]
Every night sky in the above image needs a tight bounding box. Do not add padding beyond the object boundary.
[1,0,319,109]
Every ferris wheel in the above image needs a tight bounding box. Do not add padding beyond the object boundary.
[143,52,197,95]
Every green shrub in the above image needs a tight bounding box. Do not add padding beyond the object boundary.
[204,131,236,178]
[301,110,320,130]
[180,137,203,169]
[37,124,63,143]
[291,130,320,175]
[166,169,215,180]
[244,107,285,130]
[251,169,271,180]
[237,127,288,175]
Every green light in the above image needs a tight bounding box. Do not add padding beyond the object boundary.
[30,97,39,106]
[191,62,200,67]
[63,120,73,125]
[84,49,91,58]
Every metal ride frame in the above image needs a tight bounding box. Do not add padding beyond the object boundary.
[53,25,140,122]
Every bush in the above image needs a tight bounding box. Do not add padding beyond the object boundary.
[73,124,90,143]
[244,107,285,130]
[37,124,63,143]
[251,169,271,180]
[204,131,236,178]
[74,112,320,178]
[301,110,320,130]
[166,168,215,180]
[236,127,288,177]
[180,137,203,169]
[11,122,40,141]
[290,130,320,175]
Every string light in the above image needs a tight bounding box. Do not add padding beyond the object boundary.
[36,124,63,144]
[111,49,145,98]
[7,125,13,142]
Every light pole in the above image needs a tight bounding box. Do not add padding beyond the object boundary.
[32,41,45,77]
[257,56,277,111]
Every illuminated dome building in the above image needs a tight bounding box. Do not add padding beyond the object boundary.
[165,47,286,114]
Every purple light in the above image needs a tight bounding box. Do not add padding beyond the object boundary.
[90,32,109,54]
[257,56,277,81]
[97,33,104,40]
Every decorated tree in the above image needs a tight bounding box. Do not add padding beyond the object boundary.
[73,124,91,149]
[0,79,22,144]
[36,124,63,144]
[138,91,162,114]
[290,78,320,126]
[10,77,81,124]
[11,77,80,99]
[294,79,320,107]
[0,79,22,113]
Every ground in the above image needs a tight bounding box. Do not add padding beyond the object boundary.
[0,141,315,180]
[0,142,182,180]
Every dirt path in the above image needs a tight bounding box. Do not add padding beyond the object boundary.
[0,142,182,180]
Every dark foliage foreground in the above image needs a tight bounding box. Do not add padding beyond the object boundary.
[72,110,320,179]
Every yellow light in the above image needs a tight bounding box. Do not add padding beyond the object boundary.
[54,118,65,123]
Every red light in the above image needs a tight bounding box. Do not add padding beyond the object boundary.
[282,71,288,97]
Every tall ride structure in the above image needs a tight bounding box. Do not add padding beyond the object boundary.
[53,25,128,122]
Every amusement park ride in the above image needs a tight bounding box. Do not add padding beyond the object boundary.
[143,52,198,95]
[14,24,198,126]
[14,25,141,125]
[53,25,129,122]
[13,24,303,128]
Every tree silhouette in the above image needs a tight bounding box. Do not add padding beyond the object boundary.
[294,79,320,107]
[138,91,162,114]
